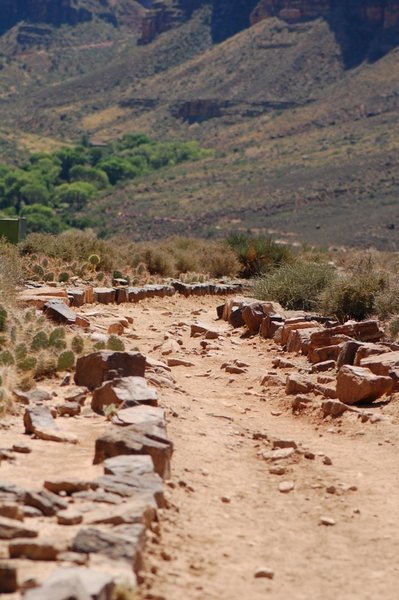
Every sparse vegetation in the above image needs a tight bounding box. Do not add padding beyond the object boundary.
[253,260,335,311]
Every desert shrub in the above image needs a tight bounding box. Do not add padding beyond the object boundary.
[320,272,386,322]
[227,233,294,278]
[58,271,69,283]
[57,351,75,371]
[389,317,399,339]
[0,238,23,302]
[374,285,399,319]
[71,335,84,354]
[107,335,125,351]
[17,356,37,372]
[0,351,14,366]
[34,353,57,378]
[0,305,7,331]
[201,244,240,278]
[253,261,335,311]
[49,327,67,350]
[141,247,175,277]
[31,331,49,351]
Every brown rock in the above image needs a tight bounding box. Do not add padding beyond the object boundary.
[93,427,173,479]
[0,503,24,521]
[292,395,313,412]
[14,388,51,405]
[311,360,336,373]
[24,406,77,444]
[286,374,314,395]
[259,315,284,339]
[9,540,59,561]
[107,322,124,335]
[25,489,68,516]
[286,327,321,354]
[354,343,388,365]
[93,288,116,304]
[282,320,320,346]
[57,510,83,526]
[67,289,86,307]
[0,563,18,593]
[167,357,195,367]
[74,351,146,390]
[242,302,275,333]
[336,365,393,405]
[321,399,349,418]
[44,479,93,496]
[0,517,37,539]
[94,472,165,508]
[313,383,337,399]
[91,376,158,414]
[309,344,342,364]
[336,340,363,369]
[43,300,77,325]
[87,498,156,528]
[56,401,81,417]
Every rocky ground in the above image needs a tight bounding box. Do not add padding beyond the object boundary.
[0,290,398,599]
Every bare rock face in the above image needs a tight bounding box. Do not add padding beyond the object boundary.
[249,0,399,64]
[336,365,393,405]
[74,351,146,390]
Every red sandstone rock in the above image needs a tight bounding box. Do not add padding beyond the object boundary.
[336,365,393,405]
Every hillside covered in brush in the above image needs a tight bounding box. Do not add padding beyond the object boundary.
[0,0,398,248]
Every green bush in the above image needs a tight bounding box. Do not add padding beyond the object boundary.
[320,272,385,322]
[31,331,50,351]
[17,356,37,372]
[106,335,125,351]
[227,233,293,278]
[57,350,75,371]
[253,261,335,311]
[0,350,14,366]
[374,285,399,319]
[49,328,67,350]
[0,305,7,332]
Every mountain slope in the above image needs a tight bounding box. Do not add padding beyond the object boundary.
[0,1,398,248]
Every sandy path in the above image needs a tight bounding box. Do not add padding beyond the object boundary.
[126,296,399,600]
[1,294,398,599]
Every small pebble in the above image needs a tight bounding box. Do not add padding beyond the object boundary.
[254,567,274,580]
[323,456,333,466]
[320,516,336,526]
[12,443,31,454]
[269,466,286,476]
[221,496,231,504]
[278,481,295,493]
[326,485,337,494]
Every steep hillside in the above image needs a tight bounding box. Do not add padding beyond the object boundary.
[0,0,398,248]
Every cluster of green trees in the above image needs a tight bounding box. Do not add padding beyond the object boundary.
[0,134,211,233]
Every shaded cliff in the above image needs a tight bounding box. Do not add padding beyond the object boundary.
[250,0,399,65]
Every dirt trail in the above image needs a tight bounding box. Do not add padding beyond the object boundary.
[129,296,399,600]
[1,294,398,599]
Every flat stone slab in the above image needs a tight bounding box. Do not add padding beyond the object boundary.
[0,516,38,540]
[94,472,165,508]
[8,539,60,560]
[112,405,165,431]
[25,489,68,516]
[92,376,158,414]
[45,568,115,600]
[44,300,77,325]
[24,406,77,444]
[103,455,155,478]
[72,526,146,574]
[93,427,173,479]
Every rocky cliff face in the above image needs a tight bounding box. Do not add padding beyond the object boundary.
[1,0,398,65]
[250,0,399,64]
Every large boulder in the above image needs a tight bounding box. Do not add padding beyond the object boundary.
[74,351,146,390]
[336,365,393,405]
[91,377,158,414]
